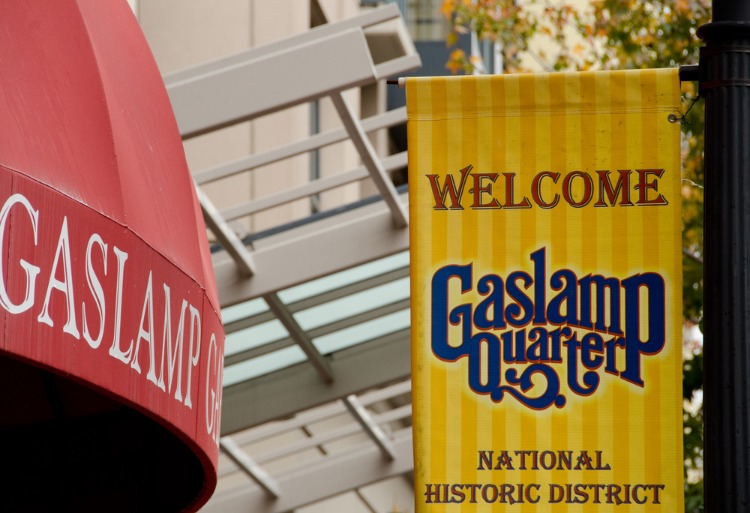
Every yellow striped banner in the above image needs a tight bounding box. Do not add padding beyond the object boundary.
[407,69,684,512]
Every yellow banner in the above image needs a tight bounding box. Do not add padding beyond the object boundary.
[407,69,684,512]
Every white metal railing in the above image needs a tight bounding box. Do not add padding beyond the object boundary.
[166,4,419,282]
[166,6,419,412]
[218,380,411,478]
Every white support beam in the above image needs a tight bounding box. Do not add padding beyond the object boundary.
[218,382,412,478]
[220,437,281,498]
[241,408,409,468]
[220,329,410,435]
[254,418,365,465]
[168,29,377,138]
[220,152,406,220]
[225,168,368,221]
[356,490,380,513]
[263,293,334,384]
[224,264,409,337]
[375,404,412,426]
[373,55,422,80]
[213,192,410,306]
[219,411,411,477]
[343,395,396,461]
[203,431,413,513]
[163,4,407,87]
[225,297,408,367]
[330,91,408,228]
[197,187,256,277]
[226,380,411,448]
[193,107,407,185]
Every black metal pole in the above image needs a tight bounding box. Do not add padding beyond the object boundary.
[698,1,750,510]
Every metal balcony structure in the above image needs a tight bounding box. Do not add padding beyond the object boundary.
[163,5,420,512]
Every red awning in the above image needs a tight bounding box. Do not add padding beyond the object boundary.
[0,0,224,510]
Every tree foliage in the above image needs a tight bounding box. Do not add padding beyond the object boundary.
[442,1,706,511]
[441,0,541,73]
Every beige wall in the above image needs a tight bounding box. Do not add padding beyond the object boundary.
[139,1,317,234]
[138,0,379,236]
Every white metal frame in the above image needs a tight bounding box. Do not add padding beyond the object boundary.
[164,5,421,512]
[207,380,413,513]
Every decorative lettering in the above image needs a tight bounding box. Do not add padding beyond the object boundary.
[431,247,666,409]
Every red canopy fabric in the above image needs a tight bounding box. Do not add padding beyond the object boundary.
[0,0,224,510]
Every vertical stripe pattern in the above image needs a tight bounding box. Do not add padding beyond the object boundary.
[407,69,684,512]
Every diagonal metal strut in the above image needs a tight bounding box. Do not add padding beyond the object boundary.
[220,437,281,498]
[196,186,256,277]
[264,292,334,384]
[330,91,408,228]
[343,394,396,461]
